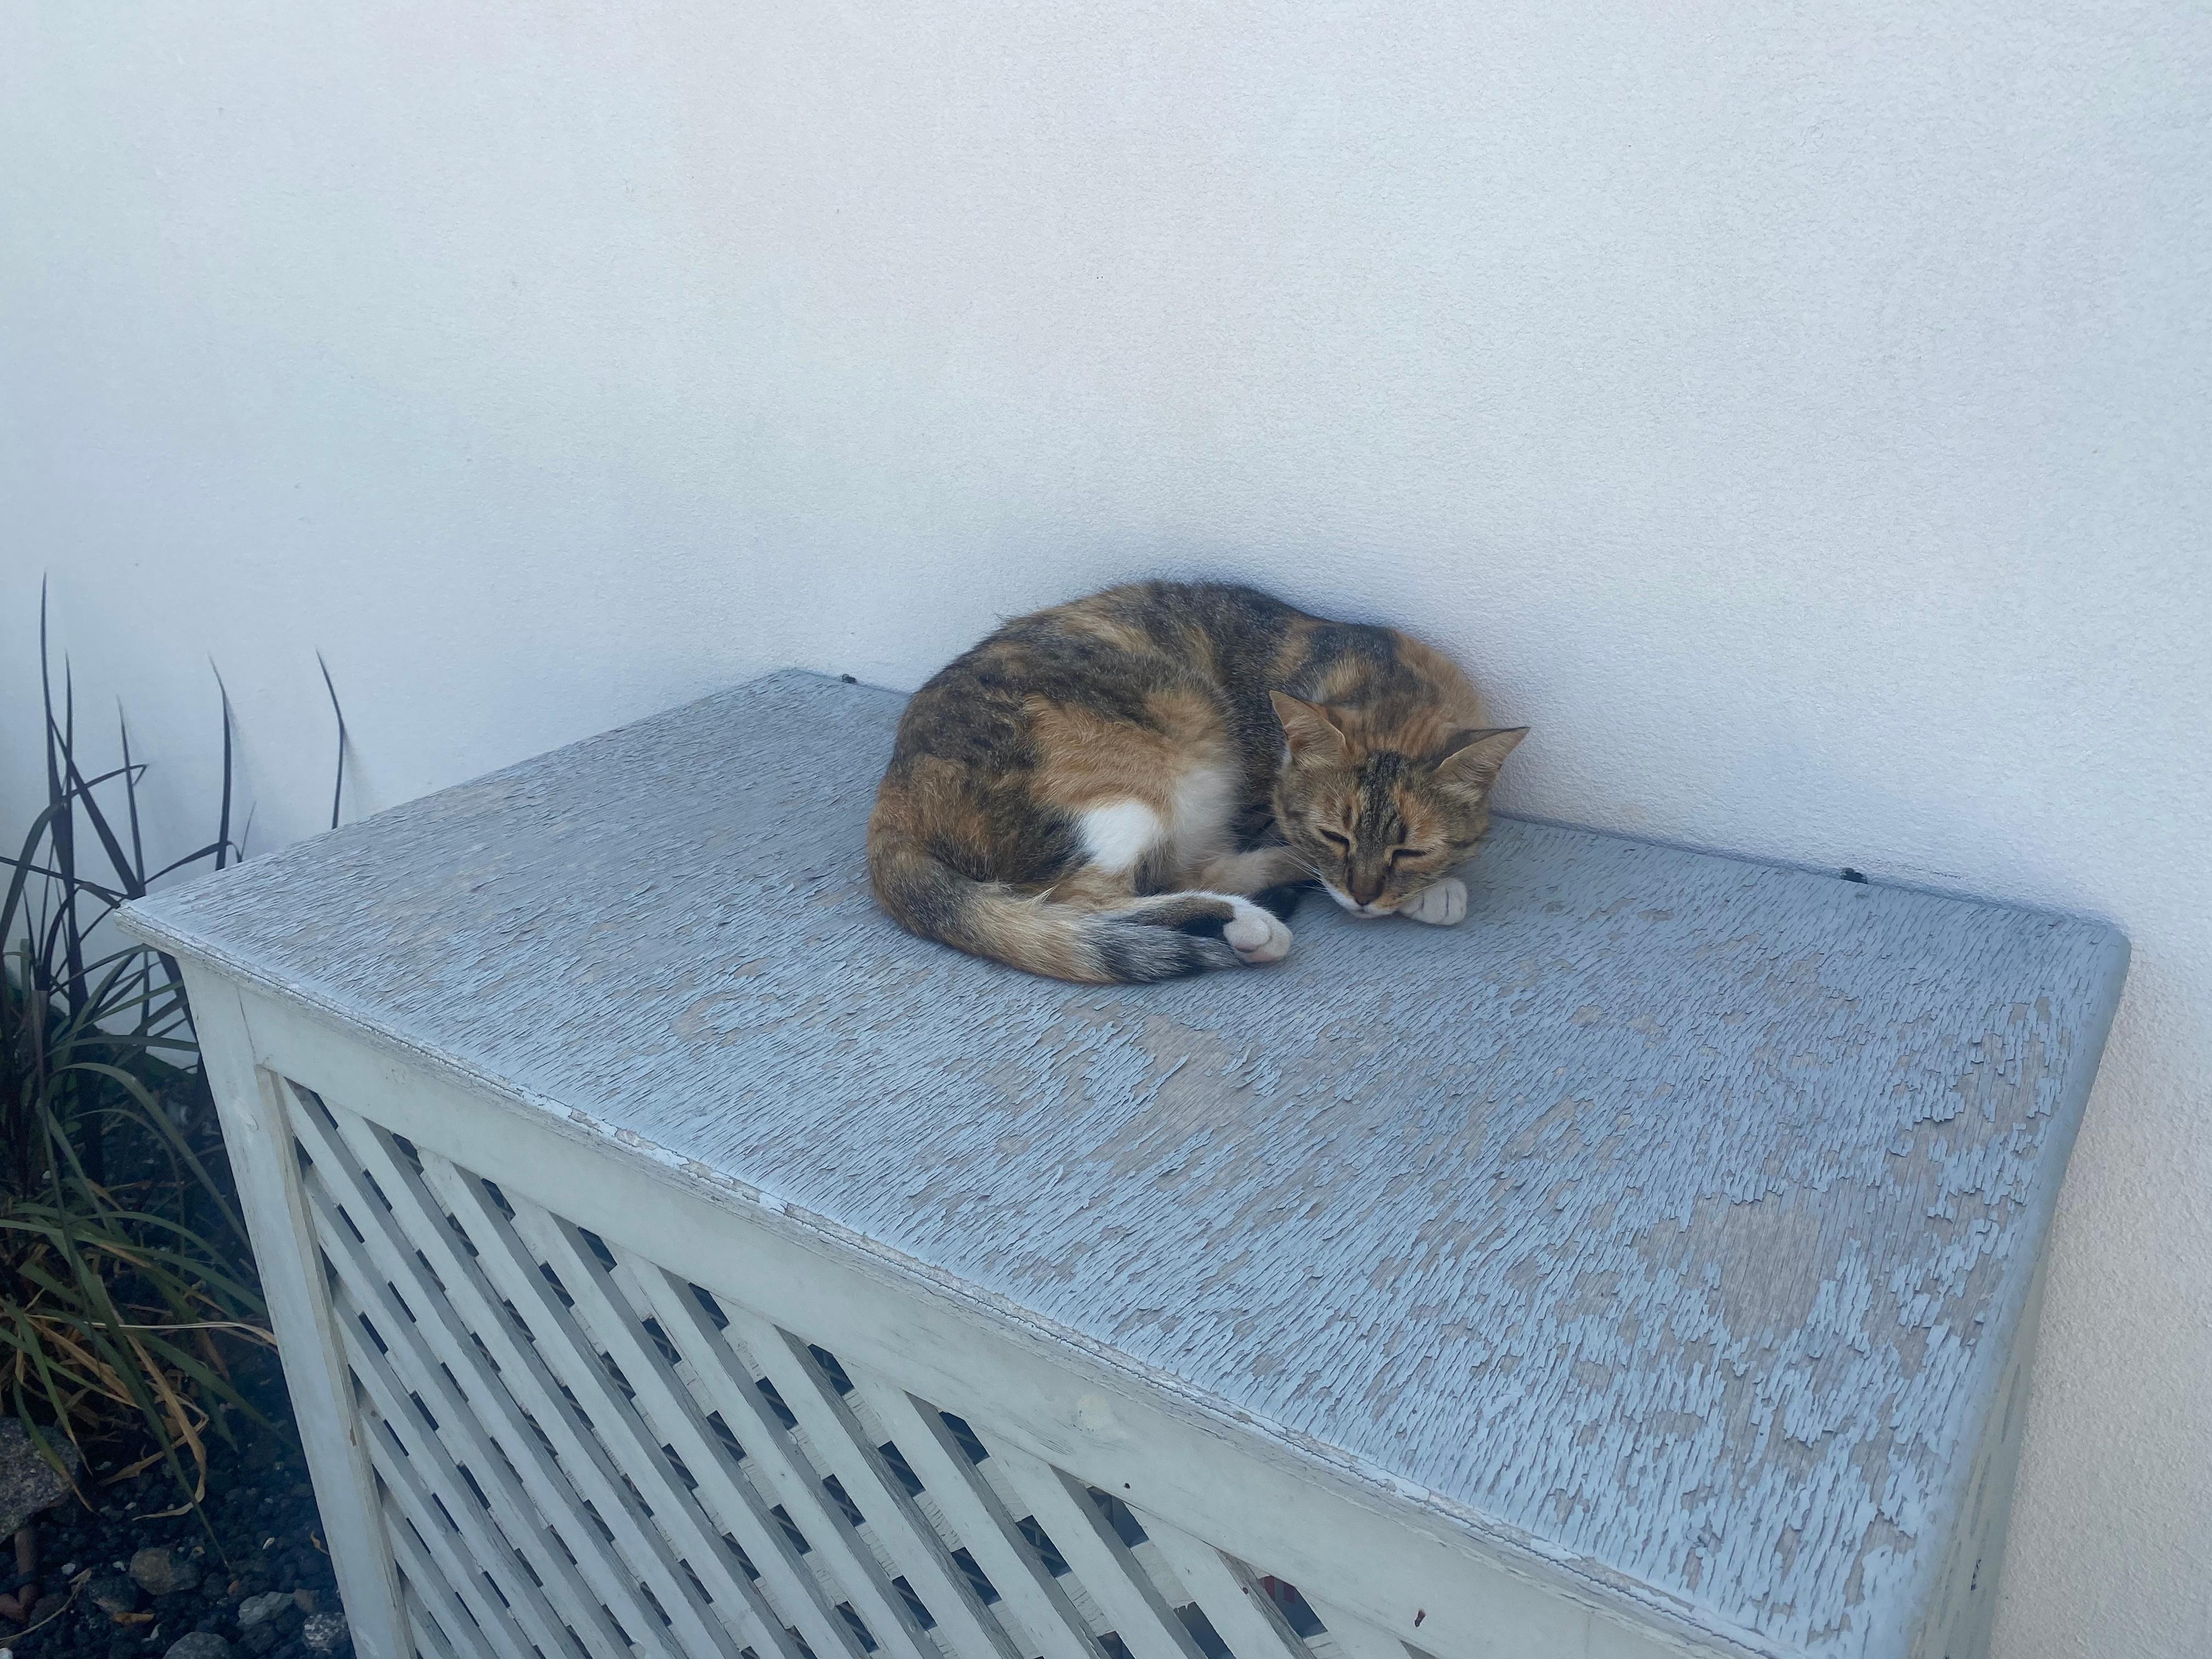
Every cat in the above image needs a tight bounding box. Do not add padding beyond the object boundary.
[868,581,1526,983]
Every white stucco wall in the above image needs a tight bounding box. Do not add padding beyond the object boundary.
[4,4,2206,1653]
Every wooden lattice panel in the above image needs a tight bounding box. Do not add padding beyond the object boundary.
[286,1079,1395,1659]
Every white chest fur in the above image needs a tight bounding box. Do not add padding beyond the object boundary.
[1077,761,1239,878]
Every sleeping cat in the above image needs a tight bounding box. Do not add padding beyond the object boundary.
[868,581,1525,983]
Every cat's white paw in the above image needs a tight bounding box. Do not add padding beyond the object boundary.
[1401,876,1467,927]
[1223,900,1293,964]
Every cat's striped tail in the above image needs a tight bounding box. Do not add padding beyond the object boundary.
[866,826,1289,984]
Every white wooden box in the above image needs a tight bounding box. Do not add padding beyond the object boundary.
[120,673,2126,1659]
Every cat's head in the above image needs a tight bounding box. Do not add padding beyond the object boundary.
[1269,692,1526,918]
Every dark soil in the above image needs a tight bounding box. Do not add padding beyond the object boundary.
[3,1355,347,1659]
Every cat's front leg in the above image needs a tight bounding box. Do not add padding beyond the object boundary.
[1400,876,1468,926]
[1190,844,1309,896]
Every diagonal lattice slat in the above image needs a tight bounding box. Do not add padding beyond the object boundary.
[990,1447,1204,1659]
[292,1087,652,1656]
[716,1299,1019,1659]
[311,1164,598,1657]
[284,1079,1415,1659]
[843,1365,1107,1659]
[1138,1522,1308,1659]
[421,1159,848,1659]
[298,1087,757,1657]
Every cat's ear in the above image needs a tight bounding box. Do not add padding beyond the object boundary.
[1271,692,1350,764]
[1432,726,1527,790]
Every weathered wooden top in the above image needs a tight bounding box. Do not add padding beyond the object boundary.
[122,671,2125,1659]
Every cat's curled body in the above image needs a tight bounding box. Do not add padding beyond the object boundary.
[868,582,1526,983]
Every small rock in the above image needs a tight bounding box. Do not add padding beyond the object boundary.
[238,1589,293,1628]
[0,1419,79,1538]
[292,1587,318,1613]
[131,1547,202,1598]
[165,1634,236,1659]
[301,1611,347,1653]
[88,1568,141,1617]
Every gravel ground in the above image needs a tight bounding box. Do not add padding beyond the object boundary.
[2,1361,348,1659]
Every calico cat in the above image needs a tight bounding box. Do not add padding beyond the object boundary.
[868,581,1525,983]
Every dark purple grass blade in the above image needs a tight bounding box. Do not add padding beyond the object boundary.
[120,702,147,886]
[317,650,347,831]
[211,662,235,870]
[58,733,143,903]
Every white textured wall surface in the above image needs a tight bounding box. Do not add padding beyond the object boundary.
[3,5,2205,1654]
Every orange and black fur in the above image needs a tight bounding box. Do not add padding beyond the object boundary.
[868,582,1526,983]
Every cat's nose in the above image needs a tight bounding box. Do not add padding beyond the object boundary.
[1351,874,1384,906]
